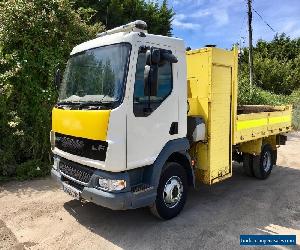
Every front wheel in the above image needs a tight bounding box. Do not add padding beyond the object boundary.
[150,162,187,220]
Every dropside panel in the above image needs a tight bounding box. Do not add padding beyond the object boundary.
[234,106,292,144]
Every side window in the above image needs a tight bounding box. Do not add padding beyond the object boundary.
[133,47,173,116]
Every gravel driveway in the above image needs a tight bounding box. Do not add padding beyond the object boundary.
[1,132,300,250]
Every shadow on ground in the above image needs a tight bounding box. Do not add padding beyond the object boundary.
[0,178,60,199]
[63,163,300,249]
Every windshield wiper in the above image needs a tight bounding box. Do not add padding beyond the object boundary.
[57,101,81,105]
[77,101,115,109]
[56,99,117,110]
[55,101,82,109]
[78,101,103,107]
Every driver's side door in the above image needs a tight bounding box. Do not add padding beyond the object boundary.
[126,45,180,169]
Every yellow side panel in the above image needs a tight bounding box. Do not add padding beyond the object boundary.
[186,47,235,185]
[269,115,291,124]
[209,65,232,182]
[186,50,210,87]
[211,48,235,67]
[186,49,210,123]
[52,108,110,141]
[237,118,268,131]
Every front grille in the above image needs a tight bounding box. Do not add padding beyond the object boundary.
[59,159,94,184]
[131,183,153,194]
[62,176,84,191]
[55,133,108,161]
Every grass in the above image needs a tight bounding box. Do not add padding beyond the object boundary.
[292,104,300,130]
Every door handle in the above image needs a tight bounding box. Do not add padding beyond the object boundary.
[169,122,178,135]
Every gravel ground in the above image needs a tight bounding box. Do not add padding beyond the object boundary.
[1,132,300,250]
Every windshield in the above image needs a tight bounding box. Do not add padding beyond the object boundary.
[59,43,131,105]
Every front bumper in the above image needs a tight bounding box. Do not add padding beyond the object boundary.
[51,167,156,211]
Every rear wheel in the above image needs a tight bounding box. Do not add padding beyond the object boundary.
[272,149,277,165]
[150,162,187,220]
[252,144,275,179]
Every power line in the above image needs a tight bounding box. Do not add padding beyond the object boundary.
[238,14,247,42]
[252,7,276,33]
[242,0,276,33]
[247,0,254,92]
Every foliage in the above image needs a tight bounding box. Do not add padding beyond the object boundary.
[74,0,174,36]
[238,34,300,129]
[0,0,174,180]
[239,34,300,95]
[238,78,290,106]
[290,90,300,130]
[292,104,300,130]
[0,0,102,179]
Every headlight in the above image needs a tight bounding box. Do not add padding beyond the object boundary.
[50,130,55,150]
[98,177,126,191]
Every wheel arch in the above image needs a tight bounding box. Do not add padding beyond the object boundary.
[166,152,195,187]
[150,138,193,188]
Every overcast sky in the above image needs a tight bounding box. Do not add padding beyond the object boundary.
[166,0,300,49]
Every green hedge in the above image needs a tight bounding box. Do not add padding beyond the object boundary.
[0,0,102,179]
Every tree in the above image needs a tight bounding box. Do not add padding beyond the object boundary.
[0,0,103,178]
[74,0,174,36]
[239,34,300,95]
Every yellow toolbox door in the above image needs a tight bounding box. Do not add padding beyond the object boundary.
[209,64,232,182]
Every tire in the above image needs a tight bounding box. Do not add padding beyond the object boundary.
[243,153,254,177]
[150,162,188,220]
[272,149,277,165]
[252,144,274,179]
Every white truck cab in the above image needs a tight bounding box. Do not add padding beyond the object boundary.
[51,21,191,219]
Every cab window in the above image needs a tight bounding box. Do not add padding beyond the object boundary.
[133,47,173,116]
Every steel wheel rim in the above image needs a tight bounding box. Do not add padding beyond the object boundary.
[163,176,183,208]
[263,151,272,172]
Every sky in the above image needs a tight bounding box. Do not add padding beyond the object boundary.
[165,0,300,49]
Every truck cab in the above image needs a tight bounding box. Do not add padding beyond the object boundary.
[51,21,191,219]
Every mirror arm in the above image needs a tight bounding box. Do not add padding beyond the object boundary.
[147,68,151,112]
[148,48,151,107]
[146,48,152,113]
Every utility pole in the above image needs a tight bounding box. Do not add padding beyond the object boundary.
[247,0,254,93]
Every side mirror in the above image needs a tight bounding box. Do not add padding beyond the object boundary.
[143,48,177,97]
[145,48,161,66]
[161,51,178,64]
[144,64,158,96]
[54,69,61,89]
